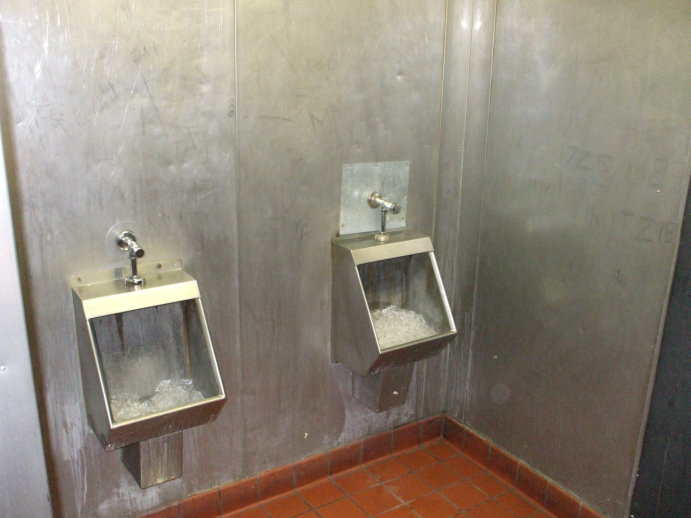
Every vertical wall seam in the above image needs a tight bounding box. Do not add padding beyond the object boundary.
[439,0,474,414]
[445,0,477,415]
[461,0,499,419]
[433,0,452,413]
[232,0,247,479]
[431,0,451,244]
[450,0,477,417]
[449,0,475,301]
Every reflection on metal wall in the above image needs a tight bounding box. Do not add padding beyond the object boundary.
[0,1,449,516]
[444,1,691,516]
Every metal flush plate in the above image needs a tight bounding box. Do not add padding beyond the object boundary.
[339,161,409,236]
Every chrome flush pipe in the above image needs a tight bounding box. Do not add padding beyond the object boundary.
[368,191,401,242]
[116,230,145,286]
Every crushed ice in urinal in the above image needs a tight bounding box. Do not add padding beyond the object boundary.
[109,378,205,422]
[370,305,436,348]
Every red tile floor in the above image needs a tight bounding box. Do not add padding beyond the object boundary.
[223,438,555,518]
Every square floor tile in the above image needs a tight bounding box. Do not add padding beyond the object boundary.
[384,473,433,502]
[469,472,510,497]
[261,491,309,518]
[441,480,488,510]
[316,498,368,518]
[409,493,457,518]
[350,485,400,515]
[333,468,379,494]
[397,449,438,470]
[379,506,419,518]
[415,463,461,489]
[298,480,343,508]
[443,455,483,478]
[465,500,515,518]
[366,457,410,482]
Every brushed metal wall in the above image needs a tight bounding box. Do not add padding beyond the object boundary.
[441,1,691,516]
[1,2,242,517]
[0,120,52,517]
[0,1,449,516]
[235,0,448,474]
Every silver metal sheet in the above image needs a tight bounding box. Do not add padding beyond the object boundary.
[340,161,409,235]
[448,1,691,516]
[0,116,52,518]
[1,1,241,517]
[236,0,448,475]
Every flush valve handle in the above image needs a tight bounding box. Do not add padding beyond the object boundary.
[368,192,401,242]
[116,230,145,286]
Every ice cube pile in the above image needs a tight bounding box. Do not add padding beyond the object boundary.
[109,378,205,422]
[370,305,436,348]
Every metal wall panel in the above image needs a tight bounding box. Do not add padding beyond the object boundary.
[453,1,691,516]
[235,0,448,474]
[1,2,241,517]
[0,121,52,517]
